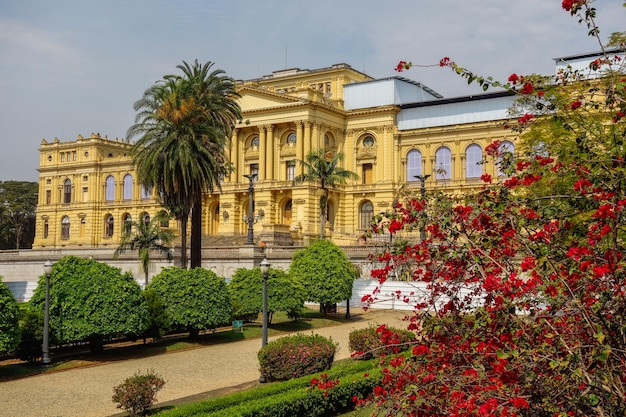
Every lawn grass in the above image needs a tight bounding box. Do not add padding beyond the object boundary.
[0,307,350,382]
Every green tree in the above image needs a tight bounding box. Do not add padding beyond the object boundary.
[29,256,149,352]
[148,267,232,337]
[114,211,174,286]
[0,277,20,354]
[294,149,359,239]
[0,181,38,249]
[289,239,355,313]
[229,266,305,323]
[128,60,241,268]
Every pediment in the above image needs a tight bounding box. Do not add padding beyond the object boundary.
[237,87,303,112]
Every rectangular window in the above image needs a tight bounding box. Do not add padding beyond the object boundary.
[250,164,259,179]
[72,151,76,161]
[362,163,373,184]
[45,190,51,205]
[82,187,88,202]
[83,175,88,182]
[60,153,65,162]
[287,162,295,181]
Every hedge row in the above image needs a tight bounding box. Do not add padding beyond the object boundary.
[157,359,380,417]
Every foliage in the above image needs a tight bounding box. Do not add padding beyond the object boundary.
[128,60,241,268]
[114,211,174,286]
[289,239,355,312]
[148,267,232,337]
[368,3,626,416]
[0,278,20,354]
[15,308,43,364]
[294,148,359,239]
[142,288,172,340]
[0,181,38,249]
[229,266,305,323]
[157,359,381,417]
[258,333,337,382]
[29,256,149,352]
[349,325,415,360]
[112,369,165,416]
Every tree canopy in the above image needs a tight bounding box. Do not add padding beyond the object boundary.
[289,239,355,311]
[147,267,232,337]
[0,181,38,249]
[29,256,149,351]
[0,277,20,354]
[128,60,241,268]
[295,149,359,239]
[229,266,305,323]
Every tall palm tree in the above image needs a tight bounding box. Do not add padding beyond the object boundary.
[128,60,241,268]
[114,212,174,286]
[295,149,359,239]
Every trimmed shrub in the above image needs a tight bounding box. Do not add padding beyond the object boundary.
[16,309,43,364]
[258,333,337,382]
[349,325,415,360]
[112,369,165,416]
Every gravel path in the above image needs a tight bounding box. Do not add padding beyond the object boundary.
[0,309,408,417]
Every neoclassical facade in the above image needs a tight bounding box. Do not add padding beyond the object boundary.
[34,62,519,249]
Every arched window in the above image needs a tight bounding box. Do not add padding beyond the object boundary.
[63,179,72,204]
[466,144,483,178]
[498,140,516,176]
[283,199,292,226]
[287,132,296,145]
[105,214,114,238]
[142,212,150,227]
[362,135,375,148]
[407,149,422,181]
[123,174,133,200]
[61,216,70,240]
[360,201,374,230]
[251,136,260,148]
[435,147,452,180]
[43,220,49,239]
[141,184,152,199]
[123,213,132,234]
[105,175,115,201]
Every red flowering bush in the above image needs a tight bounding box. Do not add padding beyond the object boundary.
[373,2,626,416]
[112,370,165,416]
[258,333,337,382]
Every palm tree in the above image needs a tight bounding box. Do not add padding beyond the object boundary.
[114,212,174,286]
[295,149,359,239]
[128,60,241,268]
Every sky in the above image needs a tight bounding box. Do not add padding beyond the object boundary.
[0,0,623,182]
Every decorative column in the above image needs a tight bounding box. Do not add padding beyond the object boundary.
[230,129,239,183]
[265,125,274,181]
[303,121,312,160]
[258,127,267,181]
[296,121,304,176]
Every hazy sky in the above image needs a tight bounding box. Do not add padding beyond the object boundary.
[0,0,623,182]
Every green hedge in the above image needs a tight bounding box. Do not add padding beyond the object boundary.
[157,359,379,417]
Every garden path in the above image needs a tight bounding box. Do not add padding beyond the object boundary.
[0,309,407,417]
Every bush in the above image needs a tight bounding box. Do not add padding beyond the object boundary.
[349,325,415,360]
[16,309,43,364]
[258,333,337,382]
[112,370,165,416]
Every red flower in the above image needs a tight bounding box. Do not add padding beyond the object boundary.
[520,82,534,95]
[480,173,492,183]
[439,57,452,67]
[569,100,582,110]
[395,60,409,72]
[508,73,520,85]
[518,113,534,124]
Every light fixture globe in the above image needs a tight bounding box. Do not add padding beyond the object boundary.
[260,258,271,275]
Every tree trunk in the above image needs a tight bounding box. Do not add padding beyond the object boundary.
[179,216,188,268]
[190,199,202,268]
[319,190,327,239]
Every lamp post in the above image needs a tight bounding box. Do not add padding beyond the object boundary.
[414,174,431,241]
[42,260,53,366]
[243,174,257,245]
[260,257,270,348]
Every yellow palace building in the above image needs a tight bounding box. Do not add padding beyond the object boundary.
[33,62,520,250]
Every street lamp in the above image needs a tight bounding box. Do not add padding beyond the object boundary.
[243,174,257,245]
[414,174,431,241]
[260,257,271,348]
[42,260,53,366]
